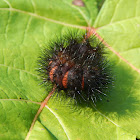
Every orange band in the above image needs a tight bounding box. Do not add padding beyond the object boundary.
[49,61,52,65]
[82,76,84,89]
[62,71,69,88]
[49,66,58,82]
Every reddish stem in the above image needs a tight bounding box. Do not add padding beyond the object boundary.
[25,85,57,140]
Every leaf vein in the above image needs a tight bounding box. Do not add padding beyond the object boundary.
[62,0,89,26]
[46,106,71,140]
[97,16,140,29]
[92,104,120,127]
[3,0,12,8]
[20,16,32,46]
[0,8,86,29]
[31,0,36,13]
[0,98,41,105]
[4,9,11,39]
[110,0,121,23]
[0,88,9,98]
[0,64,40,79]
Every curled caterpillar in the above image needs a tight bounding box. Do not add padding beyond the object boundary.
[38,32,113,104]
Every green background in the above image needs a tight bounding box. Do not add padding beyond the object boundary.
[0,0,140,139]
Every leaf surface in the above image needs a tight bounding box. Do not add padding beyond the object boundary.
[0,0,139,139]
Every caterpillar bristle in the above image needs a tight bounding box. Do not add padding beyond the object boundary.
[37,31,113,105]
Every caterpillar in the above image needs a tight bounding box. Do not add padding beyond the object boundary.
[38,31,113,105]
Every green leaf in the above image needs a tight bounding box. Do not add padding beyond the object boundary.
[0,0,139,139]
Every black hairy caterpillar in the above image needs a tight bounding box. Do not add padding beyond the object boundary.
[38,31,113,104]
